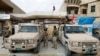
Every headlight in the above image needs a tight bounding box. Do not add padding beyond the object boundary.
[72,41,79,47]
[28,40,34,44]
[7,39,11,43]
[22,42,24,45]
[12,42,15,45]
[93,44,96,48]
[83,45,86,48]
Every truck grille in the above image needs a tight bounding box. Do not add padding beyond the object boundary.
[82,42,97,48]
[12,40,25,45]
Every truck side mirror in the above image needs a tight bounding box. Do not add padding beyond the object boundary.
[63,27,64,31]
[63,26,66,31]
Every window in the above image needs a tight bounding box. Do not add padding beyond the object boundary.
[75,10,78,14]
[68,10,78,14]
[68,10,72,14]
[91,5,95,12]
[65,26,85,33]
[67,7,78,14]
[19,26,38,32]
[82,9,87,14]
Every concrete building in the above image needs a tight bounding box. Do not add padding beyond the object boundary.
[0,0,100,35]
[1,0,100,20]
[59,0,100,22]
[2,0,25,13]
[80,0,100,22]
[59,0,81,18]
[2,0,99,21]
[0,0,13,36]
[0,0,26,36]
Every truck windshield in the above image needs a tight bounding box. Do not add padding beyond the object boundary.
[65,26,85,33]
[19,26,38,32]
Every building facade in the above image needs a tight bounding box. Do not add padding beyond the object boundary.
[0,0,100,36]
[59,0,100,22]
[0,0,13,36]
[59,0,81,18]
[80,0,100,22]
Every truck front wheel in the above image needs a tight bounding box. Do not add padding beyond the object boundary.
[33,45,40,53]
[65,44,71,56]
[33,41,40,53]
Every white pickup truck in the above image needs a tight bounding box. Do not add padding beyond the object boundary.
[58,24,100,56]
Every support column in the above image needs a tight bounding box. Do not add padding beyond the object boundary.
[75,0,77,5]
[69,0,71,4]
[78,7,81,16]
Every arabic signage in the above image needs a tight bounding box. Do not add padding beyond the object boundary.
[93,22,100,28]
[0,14,10,19]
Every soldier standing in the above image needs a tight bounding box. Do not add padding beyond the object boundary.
[43,28,48,48]
[52,26,58,49]
[2,26,11,48]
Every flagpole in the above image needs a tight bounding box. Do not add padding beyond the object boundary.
[52,3,55,18]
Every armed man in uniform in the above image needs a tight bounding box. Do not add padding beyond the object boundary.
[52,26,58,49]
[2,26,11,48]
[43,27,48,48]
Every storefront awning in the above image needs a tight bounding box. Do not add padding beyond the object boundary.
[10,12,67,19]
[0,14,10,20]
[77,17,95,25]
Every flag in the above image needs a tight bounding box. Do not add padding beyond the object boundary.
[71,14,75,23]
[53,5,55,11]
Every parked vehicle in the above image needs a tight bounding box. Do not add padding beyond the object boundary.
[4,23,44,53]
[58,24,100,56]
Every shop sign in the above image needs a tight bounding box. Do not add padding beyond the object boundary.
[0,14,10,19]
[93,22,100,28]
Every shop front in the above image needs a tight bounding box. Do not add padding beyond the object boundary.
[77,16,95,35]
[0,14,10,36]
[93,22,100,40]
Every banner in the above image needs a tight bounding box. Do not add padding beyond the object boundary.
[77,17,95,25]
[0,14,10,19]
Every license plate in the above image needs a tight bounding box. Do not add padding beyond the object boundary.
[16,48,22,51]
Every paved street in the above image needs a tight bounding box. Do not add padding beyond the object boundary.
[0,37,65,56]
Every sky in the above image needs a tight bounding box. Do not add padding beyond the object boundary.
[11,0,96,13]
[11,0,63,13]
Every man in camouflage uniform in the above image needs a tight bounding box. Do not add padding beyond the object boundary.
[52,26,58,49]
[2,26,11,48]
[43,28,48,48]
